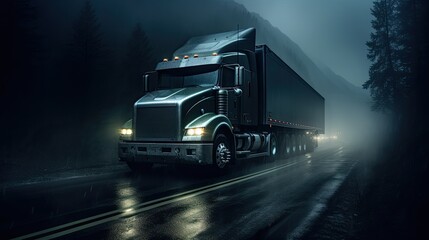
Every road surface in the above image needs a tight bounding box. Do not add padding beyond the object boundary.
[1,142,357,239]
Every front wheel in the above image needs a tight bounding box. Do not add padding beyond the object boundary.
[213,133,232,171]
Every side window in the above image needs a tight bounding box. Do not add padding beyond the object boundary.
[221,66,235,87]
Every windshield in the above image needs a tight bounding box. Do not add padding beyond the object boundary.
[158,68,219,89]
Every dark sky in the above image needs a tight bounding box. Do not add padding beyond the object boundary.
[234,0,373,87]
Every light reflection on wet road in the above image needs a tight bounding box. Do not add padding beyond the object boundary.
[1,142,358,239]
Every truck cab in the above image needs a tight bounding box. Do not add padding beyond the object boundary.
[119,28,258,171]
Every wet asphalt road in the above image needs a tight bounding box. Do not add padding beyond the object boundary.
[1,142,357,239]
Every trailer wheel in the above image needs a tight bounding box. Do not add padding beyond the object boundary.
[291,135,297,154]
[296,135,300,152]
[302,135,307,152]
[213,133,232,170]
[127,162,153,172]
[285,135,291,157]
[268,133,278,161]
[298,135,303,152]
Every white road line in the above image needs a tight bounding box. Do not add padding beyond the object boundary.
[12,160,302,240]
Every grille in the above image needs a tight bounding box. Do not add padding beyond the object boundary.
[135,106,179,141]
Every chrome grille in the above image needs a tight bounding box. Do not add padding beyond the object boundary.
[135,106,179,141]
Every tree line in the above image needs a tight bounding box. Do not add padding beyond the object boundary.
[1,0,155,168]
[364,0,429,129]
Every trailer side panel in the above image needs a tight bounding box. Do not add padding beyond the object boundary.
[257,45,324,133]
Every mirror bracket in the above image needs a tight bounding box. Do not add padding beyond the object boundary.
[233,87,243,97]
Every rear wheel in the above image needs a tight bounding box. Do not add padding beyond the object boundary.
[127,161,153,172]
[213,133,232,171]
[302,135,308,152]
[291,134,297,154]
[268,133,278,161]
[285,135,291,158]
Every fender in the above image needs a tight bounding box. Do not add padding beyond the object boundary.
[182,113,233,142]
[122,119,133,129]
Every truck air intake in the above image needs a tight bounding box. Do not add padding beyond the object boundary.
[217,89,228,116]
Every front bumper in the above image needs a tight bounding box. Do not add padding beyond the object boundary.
[118,141,213,165]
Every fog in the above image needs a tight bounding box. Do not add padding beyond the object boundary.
[234,0,373,88]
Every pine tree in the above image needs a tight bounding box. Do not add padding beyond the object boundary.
[1,0,39,97]
[363,0,400,112]
[70,0,104,83]
[67,0,106,111]
[123,23,154,101]
[396,0,429,127]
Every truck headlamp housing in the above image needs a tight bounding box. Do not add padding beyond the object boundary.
[120,128,133,136]
[186,127,205,136]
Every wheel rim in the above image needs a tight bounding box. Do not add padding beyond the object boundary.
[215,142,231,169]
[271,137,277,156]
[292,136,296,152]
[286,136,290,154]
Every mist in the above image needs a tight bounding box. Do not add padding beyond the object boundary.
[234,0,373,88]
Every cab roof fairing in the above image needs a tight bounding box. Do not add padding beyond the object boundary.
[155,55,222,71]
[156,28,256,71]
[173,28,256,58]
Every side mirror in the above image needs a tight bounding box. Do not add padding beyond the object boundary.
[234,66,244,86]
[234,87,242,97]
[143,71,158,93]
[143,74,149,92]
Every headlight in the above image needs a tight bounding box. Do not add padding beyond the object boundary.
[186,127,204,136]
[120,128,133,135]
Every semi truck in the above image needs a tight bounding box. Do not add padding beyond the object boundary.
[118,28,324,171]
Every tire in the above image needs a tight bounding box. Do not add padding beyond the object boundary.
[268,133,278,161]
[302,135,308,152]
[297,135,303,153]
[213,133,232,171]
[291,134,297,154]
[127,161,153,172]
[285,135,291,158]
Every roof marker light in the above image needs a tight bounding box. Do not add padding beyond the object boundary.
[184,55,189,59]
[174,56,180,60]
[193,54,199,58]
[212,52,218,56]
[163,58,168,62]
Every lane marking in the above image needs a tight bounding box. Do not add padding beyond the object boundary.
[12,160,303,240]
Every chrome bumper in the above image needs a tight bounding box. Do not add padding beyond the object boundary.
[118,141,213,165]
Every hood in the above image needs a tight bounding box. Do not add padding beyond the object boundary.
[135,86,213,106]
